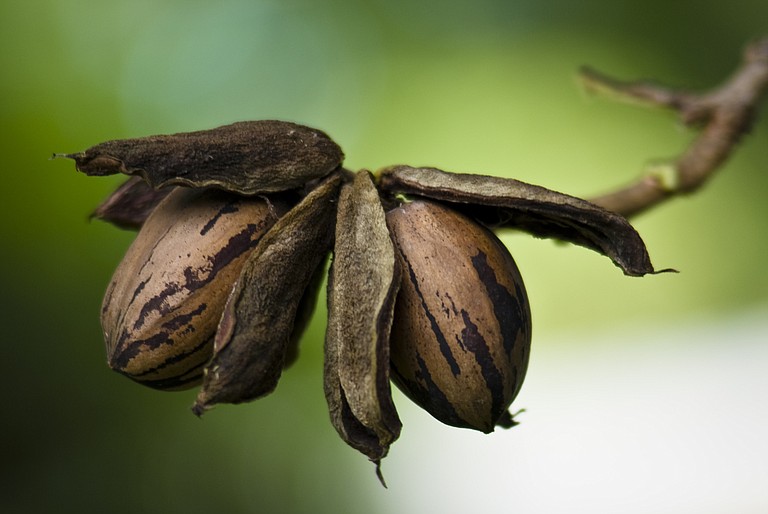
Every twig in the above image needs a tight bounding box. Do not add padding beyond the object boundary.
[582,37,768,219]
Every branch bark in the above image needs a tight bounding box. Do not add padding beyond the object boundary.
[582,37,768,219]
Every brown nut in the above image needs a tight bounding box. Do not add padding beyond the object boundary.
[386,199,531,432]
[101,186,288,390]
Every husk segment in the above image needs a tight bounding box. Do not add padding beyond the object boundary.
[378,165,662,277]
[69,120,344,195]
[91,177,174,230]
[193,173,343,413]
[324,171,402,471]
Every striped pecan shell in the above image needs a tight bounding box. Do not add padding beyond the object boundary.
[101,187,288,390]
[386,199,532,432]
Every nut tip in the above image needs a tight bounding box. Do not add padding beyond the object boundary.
[50,152,81,161]
[373,460,388,488]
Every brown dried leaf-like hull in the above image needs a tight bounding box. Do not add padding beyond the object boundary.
[193,173,343,411]
[324,171,402,463]
[91,177,174,230]
[71,120,344,195]
[378,165,658,277]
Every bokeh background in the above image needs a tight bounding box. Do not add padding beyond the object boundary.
[2,1,767,513]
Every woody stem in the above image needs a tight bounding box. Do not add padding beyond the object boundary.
[583,37,768,219]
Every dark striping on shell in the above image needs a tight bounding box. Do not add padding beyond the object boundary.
[102,187,289,391]
[386,199,531,433]
[470,251,528,359]
[399,250,461,377]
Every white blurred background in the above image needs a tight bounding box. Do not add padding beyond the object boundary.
[382,307,768,513]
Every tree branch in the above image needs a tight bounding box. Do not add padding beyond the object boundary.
[582,37,768,219]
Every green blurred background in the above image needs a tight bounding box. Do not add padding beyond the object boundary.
[2,1,767,513]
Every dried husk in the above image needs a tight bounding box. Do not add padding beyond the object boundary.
[193,173,343,413]
[68,120,344,195]
[284,256,329,367]
[386,199,532,432]
[102,187,287,390]
[324,171,402,465]
[378,165,659,277]
[91,177,174,229]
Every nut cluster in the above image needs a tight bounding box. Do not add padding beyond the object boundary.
[64,120,660,477]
